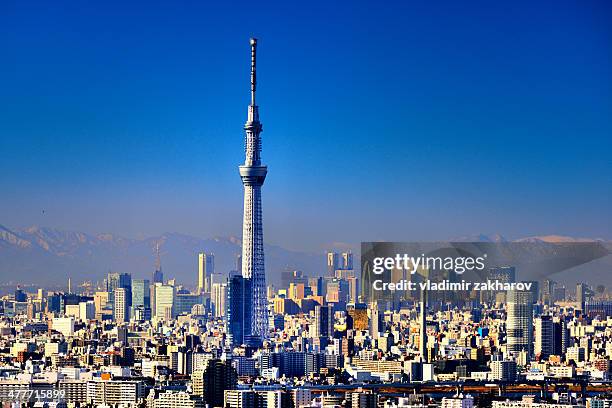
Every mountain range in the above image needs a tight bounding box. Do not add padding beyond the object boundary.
[0,225,324,287]
[0,225,609,288]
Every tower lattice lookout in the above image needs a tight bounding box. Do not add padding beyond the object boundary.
[239,38,268,340]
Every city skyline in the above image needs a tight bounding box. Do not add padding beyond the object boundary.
[1,2,612,407]
[1,1,610,252]
[3,243,612,407]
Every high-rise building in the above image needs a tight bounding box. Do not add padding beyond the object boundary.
[14,287,27,302]
[419,289,428,362]
[347,303,369,331]
[114,288,129,323]
[131,279,151,321]
[554,286,566,303]
[316,277,327,298]
[132,279,150,311]
[506,289,534,357]
[47,293,62,313]
[577,283,587,311]
[154,283,175,319]
[174,293,203,316]
[554,318,569,355]
[93,291,110,318]
[239,38,268,340]
[226,275,253,346]
[327,252,339,276]
[325,279,349,305]
[347,276,359,303]
[535,315,554,359]
[198,253,215,293]
[153,269,164,284]
[342,251,354,270]
[211,282,228,318]
[197,359,238,408]
[209,273,226,289]
[107,272,131,315]
[369,304,383,340]
[542,279,556,306]
[288,282,307,300]
[107,272,131,294]
[314,304,333,338]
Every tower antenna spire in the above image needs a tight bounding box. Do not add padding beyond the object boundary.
[250,37,257,106]
[155,242,161,271]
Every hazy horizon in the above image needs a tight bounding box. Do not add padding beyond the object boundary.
[2,222,610,253]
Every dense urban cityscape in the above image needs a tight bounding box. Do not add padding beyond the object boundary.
[2,247,612,408]
[1,36,611,408]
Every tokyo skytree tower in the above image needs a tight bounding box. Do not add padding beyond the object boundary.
[239,38,268,339]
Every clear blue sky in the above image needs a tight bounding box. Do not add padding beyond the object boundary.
[0,0,610,251]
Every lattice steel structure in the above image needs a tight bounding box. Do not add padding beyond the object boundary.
[239,38,268,339]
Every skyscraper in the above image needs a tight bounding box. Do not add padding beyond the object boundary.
[153,269,163,284]
[131,279,151,321]
[107,272,131,316]
[327,252,339,276]
[107,272,131,294]
[342,251,354,270]
[132,279,150,307]
[535,315,554,359]
[239,38,268,339]
[554,317,569,355]
[314,304,333,338]
[154,283,175,320]
[419,289,428,362]
[542,279,556,306]
[114,288,129,323]
[576,283,587,311]
[226,275,253,346]
[369,303,383,340]
[198,253,215,293]
[211,281,228,318]
[506,289,534,357]
[347,303,369,331]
